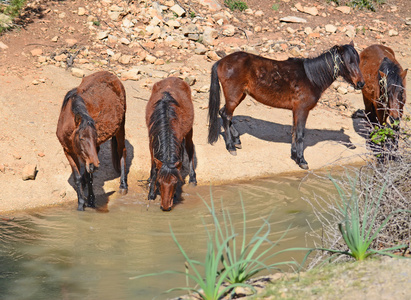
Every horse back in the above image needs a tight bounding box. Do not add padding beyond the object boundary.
[217,52,311,109]
[77,71,126,145]
[146,77,194,140]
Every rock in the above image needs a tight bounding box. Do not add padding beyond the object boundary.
[120,37,131,45]
[286,27,296,34]
[51,36,59,42]
[304,6,318,16]
[30,48,43,56]
[194,43,207,55]
[345,25,356,38]
[166,19,181,28]
[207,50,220,61]
[118,55,133,64]
[255,10,264,17]
[337,86,348,94]
[325,24,337,33]
[78,7,86,16]
[196,85,209,93]
[145,54,157,63]
[289,47,301,57]
[184,75,196,86]
[222,24,235,36]
[280,16,307,23]
[121,69,142,81]
[304,27,313,35]
[71,68,85,78]
[22,164,37,181]
[65,39,77,47]
[182,24,199,36]
[336,6,350,14]
[388,30,398,36]
[0,164,5,173]
[96,31,108,40]
[170,4,185,17]
[0,41,8,49]
[197,0,222,11]
[202,27,218,45]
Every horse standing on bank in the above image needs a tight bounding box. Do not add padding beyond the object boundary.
[56,71,128,211]
[146,77,197,211]
[208,42,365,169]
[360,44,407,128]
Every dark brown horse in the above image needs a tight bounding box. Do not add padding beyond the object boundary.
[56,71,128,211]
[360,44,407,127]
[208,42,365,169]
[146,77,197,211]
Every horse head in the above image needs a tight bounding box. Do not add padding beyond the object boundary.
[75,115,100,173]
[155,158,183,211]
[378,62,408,126]
[337,41,365,90]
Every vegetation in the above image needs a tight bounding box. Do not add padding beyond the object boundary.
[0,0,26,33]
[131,193,301,299]
[224,0,248,12]
[328,0,385,11]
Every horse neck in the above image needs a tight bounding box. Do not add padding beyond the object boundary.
[304,48,341,93]
[150,95,182,166]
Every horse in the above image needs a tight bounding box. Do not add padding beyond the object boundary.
[56,71,128,211]
[360,44,407,130]
[207,41,365,169]
[146,77,197,211]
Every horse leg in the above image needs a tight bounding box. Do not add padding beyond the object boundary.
[185,128,197,185]
[85,171,96,208]
[219,103,243,155]
[115,121,128,194]
[230,125,242,149]
[148,162,158,200]
[64,151,87,211]
[291,109,309,169]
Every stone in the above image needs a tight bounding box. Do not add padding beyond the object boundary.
[304,27,313,35]
[194,43,207,55]
[166,19,181,28]
[207,50,220,61]
[71,68,85,78]
[184,75,196,86]
[280,16,307,23]
[170,4,185,17]
[118,55,133,64]
[388,30,398,36]
[51,36,59,42]
[304,6,318,16]
[337,86,348,94]
[0,164,5,173]
[78,7,86,16]
[0,41,8,49]
[65,39,77,47]
[202,27,218,45]
[255,10,264,17]
[182,24,199,36]
[120,37,131,45]
[96,31,108,40]
[30,48,43,56]
[336,6,350,14]
[325,24,337,33]
[222,24,235,36]
[345,25,356,38]
[145,54,157,63]
[108,11,122,21]
[198,0,222,11]
[286,27,295,34]
[22,164,37,181]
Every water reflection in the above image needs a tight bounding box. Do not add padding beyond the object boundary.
[0,174,332,300]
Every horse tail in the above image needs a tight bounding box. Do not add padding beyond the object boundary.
[111,136,121,173]
[208,61,221,144]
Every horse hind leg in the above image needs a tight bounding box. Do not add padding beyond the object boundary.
[112,121,128,194]
[219,106,238,155]
[291,109,309,169]
[185,129,197,186]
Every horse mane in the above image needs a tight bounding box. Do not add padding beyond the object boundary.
[62,88,96,130]
[149,92,182,181]
[303,46,342,91]
[379,57,404,89]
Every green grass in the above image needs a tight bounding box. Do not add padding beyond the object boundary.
[224,0,248,12]
[327,0,385,11]
[0,0,27,33]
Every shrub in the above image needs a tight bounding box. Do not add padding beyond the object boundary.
[224,0,248,12]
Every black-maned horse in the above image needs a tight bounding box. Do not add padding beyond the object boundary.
[207,42,365,169]
[146,77,197,211]
[56,71,128,211]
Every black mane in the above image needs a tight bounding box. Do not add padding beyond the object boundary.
[62,88,95,129]
[379,57,404,89]
[149,92,182,181]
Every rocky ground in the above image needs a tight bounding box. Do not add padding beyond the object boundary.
[0,0,410,298]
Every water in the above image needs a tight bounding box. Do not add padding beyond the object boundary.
[0,174,332,300]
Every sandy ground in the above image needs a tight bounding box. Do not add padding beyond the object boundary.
[0,52,392,214]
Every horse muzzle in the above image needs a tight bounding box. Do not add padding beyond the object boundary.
[356,81,365,90]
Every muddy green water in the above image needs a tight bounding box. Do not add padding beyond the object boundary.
[0,174,333,300]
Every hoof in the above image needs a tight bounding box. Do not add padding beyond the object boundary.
[228,149,237,156]
[298,162,309,170]
[86,203,96,208]
[77,206,85,211]
[189,180,197,187]
[235,143,242,149]
[118,188,128,195]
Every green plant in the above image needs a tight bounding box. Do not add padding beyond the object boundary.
[93,20,100,26]
[0,0,27,33]
[224,0,248,12]
[347,0,385,11]
[369,122,398,146]
[190,11,196,18]
[304,175,410,262]
[131,192,301,299]
[271,3,279,11]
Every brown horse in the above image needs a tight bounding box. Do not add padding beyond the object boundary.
[56,71,128,211]
[360,44,407,127]
[208,42,365,169]
[146,77,197,211]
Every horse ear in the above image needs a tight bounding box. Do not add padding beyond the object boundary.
[74,114,82,126]
[401,69,408,81]
[349,41,354,47]
[378,70,386,79]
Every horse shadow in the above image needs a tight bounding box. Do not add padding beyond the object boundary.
[67,139,134,212]
[228,115,356,151]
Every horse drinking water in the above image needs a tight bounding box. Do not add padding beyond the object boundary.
[56,71,128,211]
[360,44,407,129]
[208,42,365,169]
[146,77,197,211]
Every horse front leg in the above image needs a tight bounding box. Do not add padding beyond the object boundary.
[219,106,237,155]
[115,122,128,194]
[148,162,158,200]
[65,151,87,211]
[84,171,96,208]
[185,129,197,186]
[291,109,309,169]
